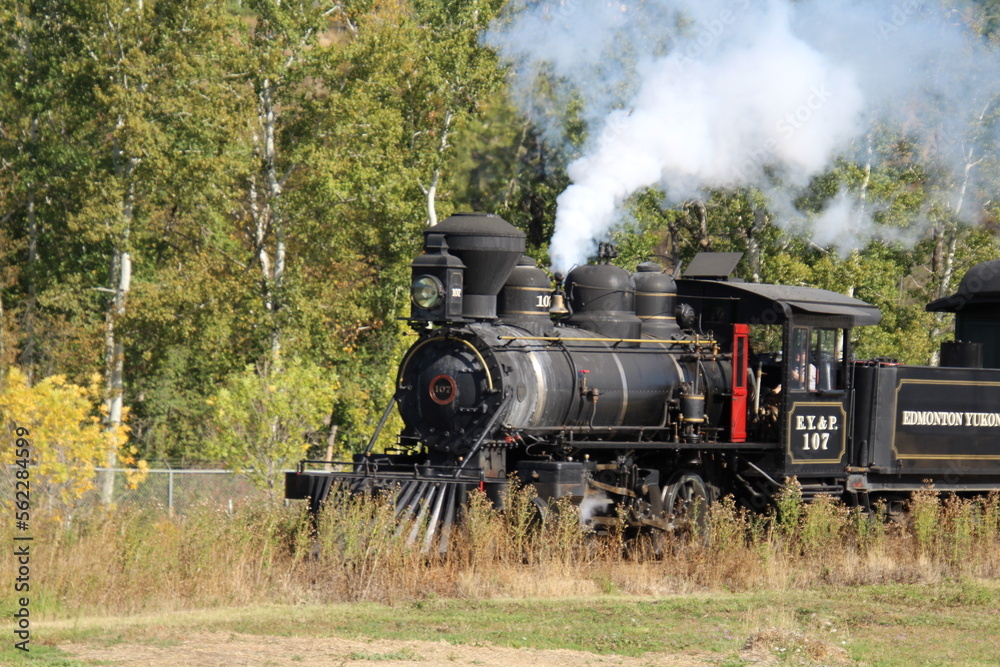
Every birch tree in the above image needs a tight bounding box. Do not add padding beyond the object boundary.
[410,0,507,226]
[238,0,348,368]
[63,0,249,495]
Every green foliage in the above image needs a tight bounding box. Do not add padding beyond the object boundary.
[0,366,146,516]
[799,496,846,557]
[205,359,339,492]
[971,0,1000,40]
[909,484,940,557]
[774,477,804,540]
[1,0,516,463]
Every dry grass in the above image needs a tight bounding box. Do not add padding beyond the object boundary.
[4,483,1000,617]
[741,628,852,665]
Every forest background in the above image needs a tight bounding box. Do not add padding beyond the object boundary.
[1,0,999,507]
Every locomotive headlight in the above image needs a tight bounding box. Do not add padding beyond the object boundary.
[411,275,444,309]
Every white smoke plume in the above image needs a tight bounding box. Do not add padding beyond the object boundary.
[577,490,612,524]
[485,0,1000,271]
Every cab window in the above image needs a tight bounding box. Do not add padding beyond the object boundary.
[811,328,845,391]
[790,327,814,391]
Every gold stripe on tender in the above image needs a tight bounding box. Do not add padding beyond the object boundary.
[503,286,551,292]
[636,292,677,297]
[638,315,676,320]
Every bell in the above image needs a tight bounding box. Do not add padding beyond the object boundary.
[549,271,569,316]
[549,292,569,315]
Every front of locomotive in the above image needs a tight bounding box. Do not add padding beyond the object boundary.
[398,214,528,456]
[284,213,526,525]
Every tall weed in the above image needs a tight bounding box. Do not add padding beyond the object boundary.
[909,483,940,557]
[539,495,589,566]
[5,485,1000,617]
[800,496,847,557]
[774,477,803,541]
[847,500,887,555]
[979,491,1000,545]
[942,494,976,569]
[502,478,540,562]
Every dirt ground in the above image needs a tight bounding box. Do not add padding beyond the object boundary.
[61,631,722,666]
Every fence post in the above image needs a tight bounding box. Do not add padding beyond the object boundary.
[168,469,174,515]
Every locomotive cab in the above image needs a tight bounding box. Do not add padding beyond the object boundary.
[675,256,882,485]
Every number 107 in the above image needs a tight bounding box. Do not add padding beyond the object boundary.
[802,432,830,451]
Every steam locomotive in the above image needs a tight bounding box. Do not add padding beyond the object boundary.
[286,213,1000,547]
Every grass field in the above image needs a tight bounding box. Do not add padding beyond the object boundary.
[2,483,999,664]
[4,581,1000,665]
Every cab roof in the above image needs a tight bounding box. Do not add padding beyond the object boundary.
[677,279,883,327]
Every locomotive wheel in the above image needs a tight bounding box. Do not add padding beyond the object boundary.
[662,472,712,538]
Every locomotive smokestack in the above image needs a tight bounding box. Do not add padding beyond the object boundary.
[425,213,525,321]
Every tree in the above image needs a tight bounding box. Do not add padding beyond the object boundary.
[236,0,348,367]
[58,0,258,497]
[113,2,259,462]
[205,359,337,494]
[0,367,145,516]
[0,1,109,385]
[409,0,508,226]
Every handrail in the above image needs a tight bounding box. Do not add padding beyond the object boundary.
[498,335,717,345]
[363,394,399,455]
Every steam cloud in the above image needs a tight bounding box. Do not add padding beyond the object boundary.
[485,0,1000,271]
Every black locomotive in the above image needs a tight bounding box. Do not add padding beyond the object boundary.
[286,213,1000,546]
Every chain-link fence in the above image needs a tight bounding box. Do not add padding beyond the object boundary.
[1,466,275,515]
[94,467,274,513]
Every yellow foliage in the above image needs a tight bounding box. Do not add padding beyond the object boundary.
[0,367,147,513]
